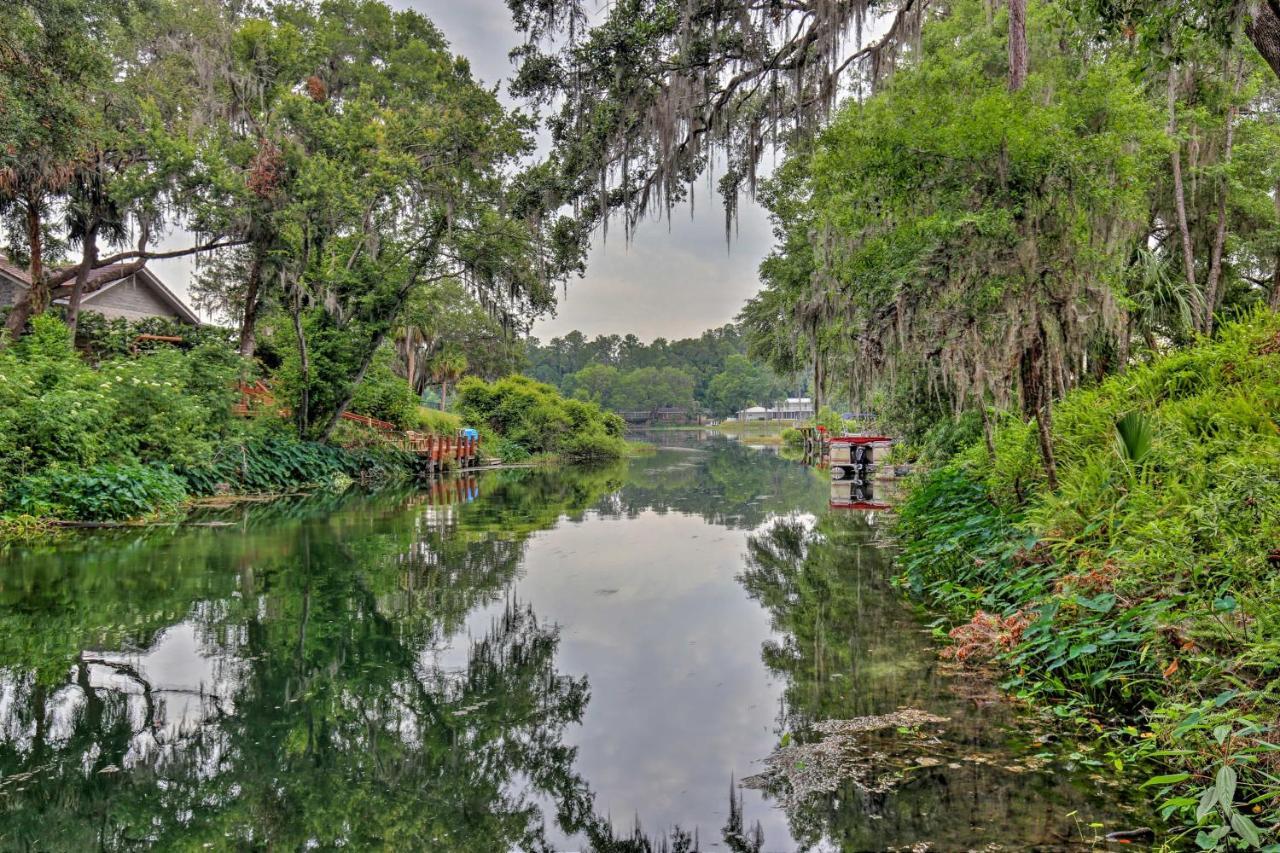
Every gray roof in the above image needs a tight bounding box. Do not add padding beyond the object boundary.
[0,256,201,325]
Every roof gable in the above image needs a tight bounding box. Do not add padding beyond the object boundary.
[0,255,201,324]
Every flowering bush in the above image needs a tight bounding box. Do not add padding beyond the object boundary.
[0,316,244,513]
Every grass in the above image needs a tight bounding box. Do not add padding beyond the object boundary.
[894,311,1280,849]
[715,419,795,444]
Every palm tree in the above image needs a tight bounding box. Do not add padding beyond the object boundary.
[428,348,467,411]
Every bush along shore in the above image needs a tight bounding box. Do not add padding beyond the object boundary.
[1,318,629,527]
[894,312,1280,848]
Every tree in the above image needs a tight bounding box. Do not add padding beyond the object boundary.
[705,354,786,417]
[428,346,468,411]
[229,0,581,440]
[507,0,929,232]
[1,0,250,340]
[565,362,621,407]
[754,0,1167,486]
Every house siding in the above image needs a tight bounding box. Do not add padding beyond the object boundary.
[0,276,25,308]
[81,277,183,322]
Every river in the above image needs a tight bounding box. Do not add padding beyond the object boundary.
[0,436,1150,850]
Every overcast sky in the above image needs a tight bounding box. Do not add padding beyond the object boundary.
[396,0,775,343]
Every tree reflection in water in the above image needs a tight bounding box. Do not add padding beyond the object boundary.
[0,446,1148,851]
[737,511,1151,850]
[0,476,642,851]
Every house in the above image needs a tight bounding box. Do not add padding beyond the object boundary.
[771,397,815,420]
[0,256,201,325]
[735,397,816,422]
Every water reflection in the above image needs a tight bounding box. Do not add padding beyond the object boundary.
[737,512,1150,849]
[0,442,1147,850]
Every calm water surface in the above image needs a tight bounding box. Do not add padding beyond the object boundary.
[0,437,1149,850]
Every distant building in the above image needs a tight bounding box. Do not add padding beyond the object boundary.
[0,256,201,325]
[736,397,815,422]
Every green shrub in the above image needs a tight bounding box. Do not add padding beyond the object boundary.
[455,375,626,462]
[413,406,462,434]
[348,349,420,428]
[492,438,532,463]
[896,312,1280,842]
[814,406,844,433]
[0,316,244,487]
[558,431,629,462]
[780,426,803,448]
[6,463,187,521]
[915,410,983,466]
[71,312,237,361]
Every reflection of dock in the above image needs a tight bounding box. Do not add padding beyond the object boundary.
[426,475,481,506]
[406,474,482,507]
[826,436,897,511]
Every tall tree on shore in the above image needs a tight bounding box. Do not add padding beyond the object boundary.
[0,0,114,337]
[2,0,249,340]
[245,0,580,440]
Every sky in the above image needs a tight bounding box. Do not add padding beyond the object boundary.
[396,0,776,343]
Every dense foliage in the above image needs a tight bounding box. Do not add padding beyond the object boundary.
[525,325,791,416]
[455,375,627,462]
[896,313,1280,846]
[738,0,1280,483]
[0,316,240,485]
[2,0,584,443]
[0,317,420,520]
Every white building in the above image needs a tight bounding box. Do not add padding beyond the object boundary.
[735,397,816,422]
[772,397,815,420]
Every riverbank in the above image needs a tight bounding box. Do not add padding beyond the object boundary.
[892,313,1280,848]
[713,419,790,444]
[0,318,633,527]
[0,436,1155,849]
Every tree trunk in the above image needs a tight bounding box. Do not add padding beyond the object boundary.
[1019,326,1058,491]
[440,380,449,411]
[291,292,310,439]
[1167,68,1199,320]
[316,323,393,442]
[1034,389,1058,491]
[238,248,265,358]
[405,334,416,394]
[1246,0,1280,81]
[66,222,99,337]
[1272,179,1280,312]
[1203,62,1243,336]
[812,351,822,416]
[1008,0,1028,91]
[3,197,46,340]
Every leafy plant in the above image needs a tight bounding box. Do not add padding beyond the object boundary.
[6,463,188,521]
[455,375,627,463]
[1115,411,1154,467]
